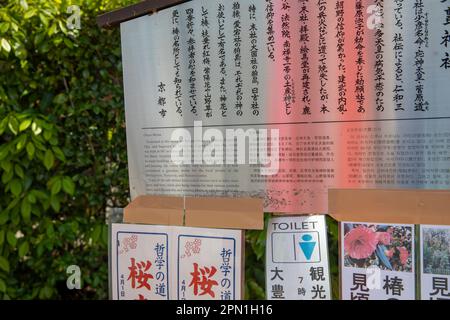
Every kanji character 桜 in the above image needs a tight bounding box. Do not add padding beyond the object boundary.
[189,263,218,298]
[127,258,154,290]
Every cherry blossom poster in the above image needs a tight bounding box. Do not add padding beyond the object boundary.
[111,224,170,300]
[111,223,242,300]
[420,225,450,300]
[341,221,415,300]
[176,227,242,300]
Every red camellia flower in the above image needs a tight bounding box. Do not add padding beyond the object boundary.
[376,232,392,245]
[344,225,378,260]
[398,246,409,265]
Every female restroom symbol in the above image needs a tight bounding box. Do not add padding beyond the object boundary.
[299,234,316,260]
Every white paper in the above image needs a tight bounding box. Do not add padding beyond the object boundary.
[341,221,415,300]
[266,215,331,300]
[111,223,242,300]
[420,225,450,300]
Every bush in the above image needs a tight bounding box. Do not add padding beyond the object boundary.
[0,0,340,299]
[0,0,135,299]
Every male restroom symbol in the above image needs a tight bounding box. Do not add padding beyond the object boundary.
[296,232,320,263]
[299,234,316,260]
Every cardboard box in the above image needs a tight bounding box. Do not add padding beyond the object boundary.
[123,195,264,230]
[123,195,184,226]
[185,197,263,230]
[329,189,450,225]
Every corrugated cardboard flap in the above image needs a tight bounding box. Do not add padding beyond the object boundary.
[329,189,450,225]
[123,195,184,226]
[185,197,263,230]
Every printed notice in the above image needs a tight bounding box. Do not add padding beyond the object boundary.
[121,0,450,214]
[111,224,170,300]
[111,223,242,300]
[266,215,331,300]
[341,221,415,300]
[176,227,242,300]
[420,225,450,300]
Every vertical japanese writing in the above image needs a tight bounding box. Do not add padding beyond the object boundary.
[281,0,295,116]
[335,1,347,114]
[201,7,212,118]
[154,243,167,297]
[374,0,385,112]
[265,0,275,61]
[299,0,311,116]
[354,0,366,113]
[186,8,198,116]
[249,4,260,116]
[317,0,329,114]
[157,82,167,118]
[350,273,370,300]
[233,2,244,117]
[217,4,227,117]
[270,267,285,299]
[393,0,405,111]
[172,10,183,116]
[219,248,232,300]
[440,0,450,70]
[413,0,429,111]
[310,266,327,299]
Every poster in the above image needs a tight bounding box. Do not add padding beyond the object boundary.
[420,225,450,300]
[120,0,450,214]
[176,227,242,300]
[111,223,170,300]
[266,215,331,300]
[341,221,415,300]
[111,223,242,300]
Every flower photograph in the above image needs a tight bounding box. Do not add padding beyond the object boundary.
[423,228,450,275]
[343,223,413,272]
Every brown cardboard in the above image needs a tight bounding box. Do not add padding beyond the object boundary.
[329,189,450,226]
[185,197,264,230]
[123,195,184,226]
[123,195,264,230]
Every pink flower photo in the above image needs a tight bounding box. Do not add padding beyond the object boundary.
[343,223,413,272]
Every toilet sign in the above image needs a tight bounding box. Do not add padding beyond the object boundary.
[266,215,331,300]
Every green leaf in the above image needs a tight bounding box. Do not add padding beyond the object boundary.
[21,199,31,221]
[14,164,24,179]
[0,279,6,293]
[50,196,60,212]
[0,211,8,225]
[19,241,29,258]
[92,224,101,242]
[31,122,42,135]
[26,142,35,159]
[8,116,19,135]
[0,22,10,34]
[51,178,61,195]
[20,0,29,10]
[43,149,54,170]
[15,134,27,150]
[10,179,22,197]
[6,231,16,248]
[0,229,4,246]
[19,119,32,132]
[0,256,10,272]
[1,38,11,53]
[62,177,75,195]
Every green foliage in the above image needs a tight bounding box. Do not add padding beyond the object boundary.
[0,0,342,300]
[0,0,134,299]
